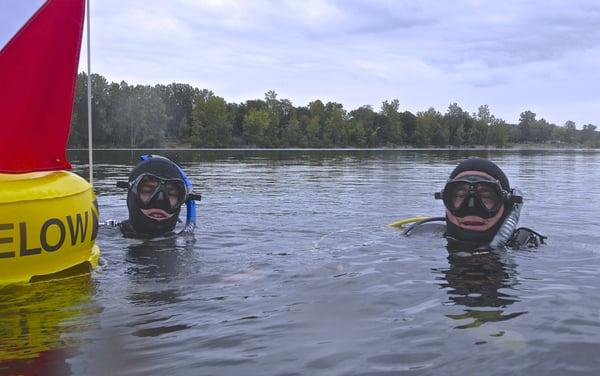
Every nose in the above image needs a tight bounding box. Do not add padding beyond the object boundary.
[157,191,166,201]
[467,196,475,208]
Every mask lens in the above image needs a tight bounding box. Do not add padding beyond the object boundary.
[445,182,469,210]
[476,183,502,210]
[164,180,187,209]
[137,175,161,204]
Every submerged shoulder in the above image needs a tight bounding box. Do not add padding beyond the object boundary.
[507,227,547,249]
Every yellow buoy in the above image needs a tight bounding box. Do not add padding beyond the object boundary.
[0,171,100,284]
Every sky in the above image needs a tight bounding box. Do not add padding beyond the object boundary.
[2,0,600,127]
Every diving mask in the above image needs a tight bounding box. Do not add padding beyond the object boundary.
[435,175,521,219]
[117,173,188,212]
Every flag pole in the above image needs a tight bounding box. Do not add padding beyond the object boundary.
[86,0,94,185]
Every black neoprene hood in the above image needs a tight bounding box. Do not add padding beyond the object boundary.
[444,157,512,248]
[449,157,510,191]
[126,157,184,236]
[128,157,184,183]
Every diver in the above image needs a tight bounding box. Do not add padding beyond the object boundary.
[402,157,545,251]
[108,155,201,239]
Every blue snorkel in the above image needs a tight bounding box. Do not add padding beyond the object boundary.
[140,155,199,234]
[177,164,198,233]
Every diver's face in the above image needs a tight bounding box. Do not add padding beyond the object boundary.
[445,170,505,231]
[137,176,180,221]
[131,173,188,223]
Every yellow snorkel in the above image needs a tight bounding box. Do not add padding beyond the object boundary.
[388,216,431,229]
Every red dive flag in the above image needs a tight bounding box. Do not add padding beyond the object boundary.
[0,0,85,173]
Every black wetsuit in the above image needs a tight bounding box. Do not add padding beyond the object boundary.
[117,220,176,239]
[403,219,545,251]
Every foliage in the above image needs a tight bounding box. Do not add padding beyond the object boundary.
[69,73,600,148]
[191,92,231,147]
[243,108,270,146]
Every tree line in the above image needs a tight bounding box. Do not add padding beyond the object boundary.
[69,73,600,148]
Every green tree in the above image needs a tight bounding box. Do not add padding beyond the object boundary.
[444,103,467,146]
[415,108,441,146]
[307,100,326,146]
[463,116,480,145]
[530,118,554,143]
[472,105,495,145]
[347,119,366,146]
[380,99,403,145]
[129,85,168,147]
[551,125,567,144]
[264,90,281,147]
[282,113,305,146]
[156,83,199,139]
[69,72,88,147]
[476,104,494,125]
[243,108,270,146]
[564,120,577,143]
[518,110,536,142]
[488,120,508,147]
[581,124,598,146]
[69,73,114,146]
[400,111,417,144]
[106,80,133,147]
[323,102,348,146]
[350,106,378,147]
[191,94,231,147]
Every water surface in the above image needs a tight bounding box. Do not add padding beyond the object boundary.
[2,149,600,375]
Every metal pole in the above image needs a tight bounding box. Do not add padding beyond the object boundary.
[86,0,93,185]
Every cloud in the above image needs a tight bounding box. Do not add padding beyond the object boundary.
[1,0,599,126]
[420,1,600,68]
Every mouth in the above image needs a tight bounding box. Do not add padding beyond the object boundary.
[458,217,488,230]
[141,208,174,221]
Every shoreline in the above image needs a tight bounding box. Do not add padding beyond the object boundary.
[68,146,600,152]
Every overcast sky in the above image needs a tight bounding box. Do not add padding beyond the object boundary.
[2,0,600,127]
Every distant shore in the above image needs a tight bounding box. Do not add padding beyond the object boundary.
[68,145,600,152]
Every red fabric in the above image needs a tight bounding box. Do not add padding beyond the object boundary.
[0,0,85,173]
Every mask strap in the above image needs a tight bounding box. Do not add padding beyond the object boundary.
[510,189,523,204]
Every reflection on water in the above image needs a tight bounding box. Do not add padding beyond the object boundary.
[435,250,527,329]
[125,237,196,281]
[0,275,95,375]
[125,237,197,338]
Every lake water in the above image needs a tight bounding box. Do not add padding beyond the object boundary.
[2,149,600,375]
